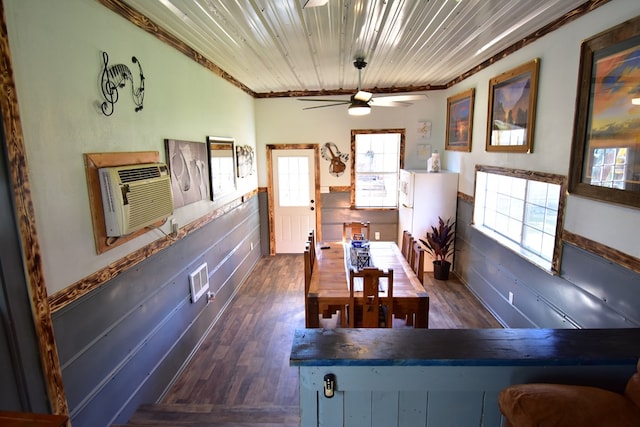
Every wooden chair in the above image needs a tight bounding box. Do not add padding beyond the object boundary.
[308,230,316,269]
[410,241,425,284]
[303,243,314,328]
[348,267,393,328]
[407,235,415,265]
[343,221,371,241]
[401,230,412,260]
[303,244,312,294]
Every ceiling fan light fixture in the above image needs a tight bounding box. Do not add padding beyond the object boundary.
[348,103,371,116]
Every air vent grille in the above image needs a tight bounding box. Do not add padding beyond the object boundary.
[118,166,162,183]
[189,263,210,303]
[126,177,174,230]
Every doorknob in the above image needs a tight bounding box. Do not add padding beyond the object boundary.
[310,207,315,211]
[310,199,315,203]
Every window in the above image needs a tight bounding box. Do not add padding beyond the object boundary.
[277,156,309,207]
[351,129,405,208]
[473,166,566,273]
[589,147,628,189]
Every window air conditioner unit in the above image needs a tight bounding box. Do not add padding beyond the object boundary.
[98,163,174,237]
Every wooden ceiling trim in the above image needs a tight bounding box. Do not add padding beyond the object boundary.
[447,0,612,88]
[103,0,611,99]
[97,0,257,97]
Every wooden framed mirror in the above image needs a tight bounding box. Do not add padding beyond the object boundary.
[206,136,236,201]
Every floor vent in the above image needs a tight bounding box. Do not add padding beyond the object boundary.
[189,262,209,303]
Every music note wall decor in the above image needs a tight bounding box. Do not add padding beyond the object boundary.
[99,51,145,116]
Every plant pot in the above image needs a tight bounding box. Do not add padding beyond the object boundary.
[433,260,451,280]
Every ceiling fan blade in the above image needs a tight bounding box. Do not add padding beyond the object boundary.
[371,100,413,107]
[373,94,428,104]
[302,102,350,110]
[298,98,350,103]
[354,90,373,102]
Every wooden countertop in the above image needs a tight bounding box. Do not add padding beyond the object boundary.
[290,328,640,367]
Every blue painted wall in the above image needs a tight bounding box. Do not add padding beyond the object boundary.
[455,199,640,329]
[51,198,261,427]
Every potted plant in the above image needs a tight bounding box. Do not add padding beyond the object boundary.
[420,216,455,280]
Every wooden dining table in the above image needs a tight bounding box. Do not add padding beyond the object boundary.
[306,241,429,328]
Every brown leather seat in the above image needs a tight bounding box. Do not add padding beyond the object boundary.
[499,358,640,426]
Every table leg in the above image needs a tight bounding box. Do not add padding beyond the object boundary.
[306,294,319,328]
[414,296,429,328]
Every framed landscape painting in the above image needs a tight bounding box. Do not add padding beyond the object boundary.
[568,15,640,209]
[486,59,540,153]
[445,88,474,152]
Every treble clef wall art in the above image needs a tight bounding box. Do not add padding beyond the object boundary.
[99,51,145,116]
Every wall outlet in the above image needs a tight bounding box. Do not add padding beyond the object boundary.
[508,291,514,305]
[374,231,380,240]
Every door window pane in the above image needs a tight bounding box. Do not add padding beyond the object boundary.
[278,157,309,207]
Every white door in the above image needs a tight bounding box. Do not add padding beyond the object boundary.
[273,149,316,253]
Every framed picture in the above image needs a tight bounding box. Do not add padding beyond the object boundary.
[445,88,474,152]
[568,16,640,209]
[165,139,210,208]
[236,144,255,178]
[486,59,539,153]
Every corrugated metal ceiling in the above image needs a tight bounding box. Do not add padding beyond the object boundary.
[121,0,599,96]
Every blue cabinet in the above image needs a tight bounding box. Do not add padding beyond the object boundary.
[291,328,640,427]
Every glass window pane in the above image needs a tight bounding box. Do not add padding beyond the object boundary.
[509,198,524,221]
[487,173,499,191]
[484,208,496,229]
[278,157,309,207]
[541,233,555,261]
[524,203,545,231]
[496,194,510,215]
[546,184,560,210]
[527,180,547,206]
[507,218,522,242]
[498,175,512,195]
[523,225,542,254]
[495,213,509,235]
[543,209,558,234]
[512,177,526,200]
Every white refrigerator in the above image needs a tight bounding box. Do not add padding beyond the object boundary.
[398,169,459,271]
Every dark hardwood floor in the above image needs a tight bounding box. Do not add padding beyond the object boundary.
[117,254,501,426]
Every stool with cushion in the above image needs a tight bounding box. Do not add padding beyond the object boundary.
[498,358,640,426]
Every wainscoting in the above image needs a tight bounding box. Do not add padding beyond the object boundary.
[321,190,398,242]
[455,198,640,329]
[51,197,262,427]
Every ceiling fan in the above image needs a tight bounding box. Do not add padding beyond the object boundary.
[299,58,427,116]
